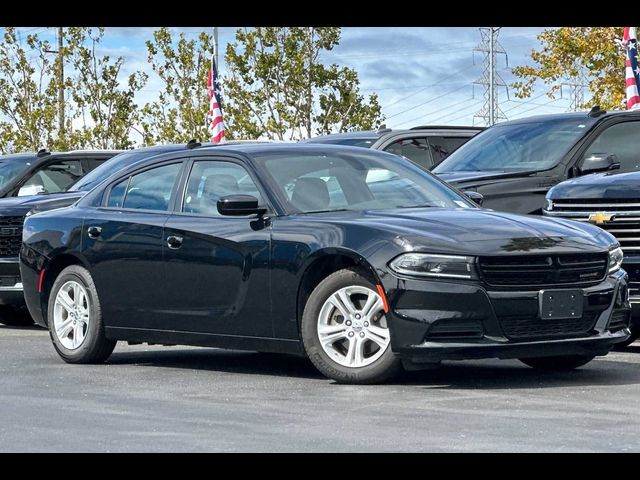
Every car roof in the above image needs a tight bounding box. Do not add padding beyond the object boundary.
[493,109,640,127]
[306,125,484,143]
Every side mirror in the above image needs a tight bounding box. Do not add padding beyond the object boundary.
[464,191,483,206]
[580,153,620,175]
[217,194,267,216]
[18,184,45,197]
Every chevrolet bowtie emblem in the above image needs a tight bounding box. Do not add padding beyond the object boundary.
[588,212,614,225]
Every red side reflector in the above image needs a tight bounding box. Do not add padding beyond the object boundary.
[37,269,46,293]
[376,284,389,313]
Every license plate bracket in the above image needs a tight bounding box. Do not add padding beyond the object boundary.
[539,289,584,320]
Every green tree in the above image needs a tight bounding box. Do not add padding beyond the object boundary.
[224,27,383,140]
[66,27,148,149]
[141,28,214,144]
[512,27,634,110]
[0,27,59,152]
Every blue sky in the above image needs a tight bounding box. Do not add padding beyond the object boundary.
[12,27,579,133]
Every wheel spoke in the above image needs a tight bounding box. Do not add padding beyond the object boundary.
[361,294,383,319]
[345,336,366,367]
[72,323,84,348]
[56,291,74,313]
[366,324,390,348]
[327,292,351,319]
[73,283,83,307]
[56,318,73,339]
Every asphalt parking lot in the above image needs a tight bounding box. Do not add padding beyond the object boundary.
[1,324,639,452]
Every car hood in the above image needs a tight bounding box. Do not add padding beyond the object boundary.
[0,192,84,216]
[301,208,615,256]
[548,171,640,199]
[435,170,536,187]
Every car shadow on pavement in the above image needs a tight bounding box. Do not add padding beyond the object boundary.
[0,324,43,331]
[397,357,640,390]
[107,348,326,380]
[106,346,640,388]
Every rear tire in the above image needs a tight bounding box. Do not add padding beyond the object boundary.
[519,354,596,371]
[48,265,116,364]
[0,305,35,326]
[301,268,402,384]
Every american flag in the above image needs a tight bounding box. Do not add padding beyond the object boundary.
[624,27,640,110]
[207,55,225,142]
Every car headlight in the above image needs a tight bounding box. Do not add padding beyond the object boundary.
[389,253,478,279]
[608,246,624,273]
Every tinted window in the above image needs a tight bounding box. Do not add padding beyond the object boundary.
[582,121,640,173]
[183,161,262,216]
[107,163,181,211]
[22,160,83,194]
[384,138,433,169]
[71,150,156,192]
[257,149,474,214]
[434,118,594,173]
[427,136,470,166]
[0,158,32,190]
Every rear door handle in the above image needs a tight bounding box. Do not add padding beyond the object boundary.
[166,235,183,250]
[87,226,102,239]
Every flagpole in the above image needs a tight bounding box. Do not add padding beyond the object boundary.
[213,27,219,72]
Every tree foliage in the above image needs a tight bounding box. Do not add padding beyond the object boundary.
[66,27,148,150]
[140,28,214,144]
[512,27,634,110]
[224,27,383,140]
[0,28,59,152]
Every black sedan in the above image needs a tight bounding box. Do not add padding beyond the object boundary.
[20,144,631,383]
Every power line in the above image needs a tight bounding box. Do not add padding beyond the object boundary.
[385,84,471,120]
[473,27,509,126]
[395,97,473,128]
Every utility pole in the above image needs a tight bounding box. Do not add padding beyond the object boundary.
[561,66,587,111]
[474,27,508,126]
[45,27,65,142]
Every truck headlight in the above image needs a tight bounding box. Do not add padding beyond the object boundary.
[389,253,478,279]
[609,247,624,273]
[544,198,553,211]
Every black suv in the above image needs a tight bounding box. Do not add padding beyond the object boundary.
[544,171,640,346]
[433,108,640,214]
[0,149,121,324]
[305,126,483,170]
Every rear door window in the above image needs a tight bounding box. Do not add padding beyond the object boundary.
[107,163,182,211]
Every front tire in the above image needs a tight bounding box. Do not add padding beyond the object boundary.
[301,268,402,384]
[519,354,596,371]
[48,265,116,364]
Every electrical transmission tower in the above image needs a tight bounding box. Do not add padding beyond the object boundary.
[473,27,509,126]
[561,68,588,111]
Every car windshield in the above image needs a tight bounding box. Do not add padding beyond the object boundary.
[433,118,595,174]
[307,137,377,148]
[0,157,33,190]
[69,150,154,192]
[256,149,474,214]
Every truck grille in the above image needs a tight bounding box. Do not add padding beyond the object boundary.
[478,253,608,288]
[548,199,640,254]
[0,216,24,257]
[499,311,599,340]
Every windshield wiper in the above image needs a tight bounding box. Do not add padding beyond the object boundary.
[301,208,352,214]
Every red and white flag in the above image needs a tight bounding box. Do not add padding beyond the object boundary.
[207,55,225,142]
[623,27,640,110]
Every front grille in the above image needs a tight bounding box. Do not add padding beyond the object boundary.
[0,216,23,257]
[549,199,640,254]
[426,319,484,340]
[607,310,630,332]
[629,281,640,300]
[478,253,608,288]
[499,311,599,340]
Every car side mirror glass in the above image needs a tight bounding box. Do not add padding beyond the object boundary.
[463,191,483,206]
[580,153,620,175]
[217,194,267,216]
[18,184,46,197]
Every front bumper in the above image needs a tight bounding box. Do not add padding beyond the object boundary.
[0,257,24,305]
[382,269,631,364]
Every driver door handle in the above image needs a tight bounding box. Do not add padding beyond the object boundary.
[166,235,183,250]
[87,226,102,239]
